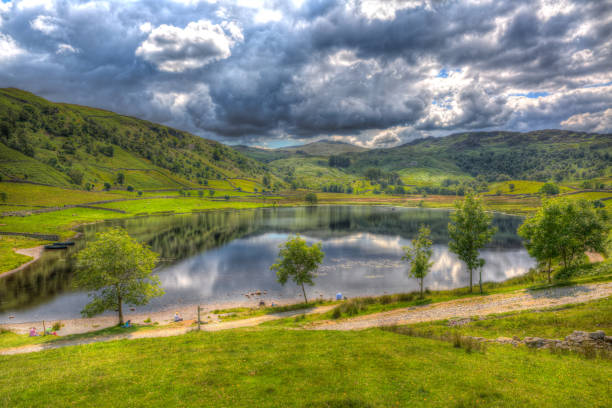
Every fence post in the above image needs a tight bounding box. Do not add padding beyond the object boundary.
[197,305,201,331]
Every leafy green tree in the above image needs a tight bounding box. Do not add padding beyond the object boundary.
[116,172,125,185]
[208,190,215,197]
[539,182,559,195]
[519,199,608,274]
[402,225,434,298]
[448,194,497,293]
[76,228,163,325]
[68,169,83,185]
[518,200,562,283]
[0,191,7,202]
[271,235,324,304]
[305,192,318,205]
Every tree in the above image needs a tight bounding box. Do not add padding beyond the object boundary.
[305,192,318,205]
[509,183,515,192]
[448,193,497,293]
[116,172,125,185]
[402,225,434,298]
[271,235,324,304]
[519,199,608,273]
[518,200,562,283]
[539,182,559,195]
[68,169,83,185]
[75,228,163,325]
[0,191,7,202]
[208,189,215,197]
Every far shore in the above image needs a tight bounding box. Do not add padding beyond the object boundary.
[1,245,45,278]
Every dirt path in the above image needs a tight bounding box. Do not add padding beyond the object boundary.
[0,305,335,356]
[311,282,612,331]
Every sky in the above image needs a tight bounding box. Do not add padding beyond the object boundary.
[0,0,610,148]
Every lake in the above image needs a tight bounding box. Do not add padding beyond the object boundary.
[0,206,535,323]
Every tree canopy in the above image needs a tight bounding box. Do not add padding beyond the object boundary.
[519,199,608,274]
[75,228,162,324]
[402,225,434,298]
[448,193,497,293]
[271,235,324,304]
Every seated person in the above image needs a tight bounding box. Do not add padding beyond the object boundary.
[29,327,38,337]
[124,320,132,328]
[173,312,183,322]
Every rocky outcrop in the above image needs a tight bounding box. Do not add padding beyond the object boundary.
[523,330,612,351]
[466,330,612,352]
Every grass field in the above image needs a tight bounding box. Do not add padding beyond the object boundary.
[486,180,573,195]
[398,167,472,187]
[1,326,610,407]
[0,182,126,206]
[0,235,48,273]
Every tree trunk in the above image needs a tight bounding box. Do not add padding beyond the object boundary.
[479,267,483,294]
[419,278,424,299]
[118,294,124,325]
[300,283,308,304]
[547,258,552,283]
[469,267,473,293]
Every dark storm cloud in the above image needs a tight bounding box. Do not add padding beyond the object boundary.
[0,0,610,146]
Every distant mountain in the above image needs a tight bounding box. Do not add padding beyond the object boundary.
[0,88,275,190]
[279,140,368,156]
[347,130,612,181]
[235,139,367,163]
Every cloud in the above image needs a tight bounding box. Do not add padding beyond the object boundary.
[0,0,609,146]
[135,19,242,72]
[561,108,612,133]
[56,43,78,54]
[0,33,24,60]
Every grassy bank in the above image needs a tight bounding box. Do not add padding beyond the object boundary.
[263,261,612,326]
[1,326,610,407]
[400,296,612,340]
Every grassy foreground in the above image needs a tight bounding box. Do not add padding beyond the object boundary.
[0,327,610,407]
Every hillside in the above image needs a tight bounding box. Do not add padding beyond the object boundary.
[348,130,612,182]
[239,130,611,191]
[234,139,367,164]
[0,88,276,191]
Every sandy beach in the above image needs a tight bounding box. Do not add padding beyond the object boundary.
[0,296,309,336]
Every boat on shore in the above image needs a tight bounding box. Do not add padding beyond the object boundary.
[44,244,69,250]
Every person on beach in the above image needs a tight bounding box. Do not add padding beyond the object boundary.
[174,312,183,322]
[29,327,38,337]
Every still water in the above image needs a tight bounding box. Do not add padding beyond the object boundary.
[0,206,534,323]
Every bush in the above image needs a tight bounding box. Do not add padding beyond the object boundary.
[539,182,560,195]
[67,169,83,185]
[305,192,318,205]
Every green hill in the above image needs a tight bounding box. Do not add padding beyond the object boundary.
[239,130,611,191]
[348,130,612,182]
[0,88,277,191]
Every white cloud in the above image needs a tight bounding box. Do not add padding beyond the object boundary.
[16,0,54,12]
[30,15,61,35]
[139,21,152,33]
[56,43,78,54]
[0,33,24,60]
[561,108,612,133]
[135,19,243,72]
[254,8,283,24]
